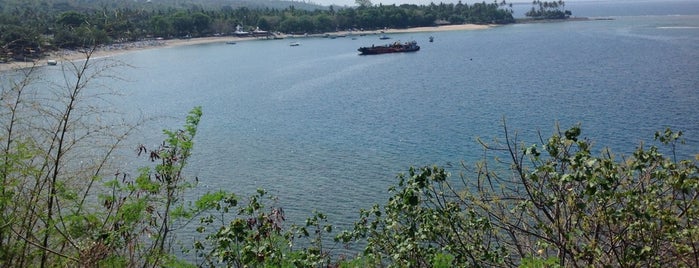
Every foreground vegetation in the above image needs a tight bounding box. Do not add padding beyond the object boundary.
[1,53,696,267]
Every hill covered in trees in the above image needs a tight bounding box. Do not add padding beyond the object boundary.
[0,0,327,13]
[1,0,522,62]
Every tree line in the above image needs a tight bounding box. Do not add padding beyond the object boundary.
[525,0,572,19]
[1,1,520,62]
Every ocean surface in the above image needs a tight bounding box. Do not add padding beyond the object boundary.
[26,0,699,251]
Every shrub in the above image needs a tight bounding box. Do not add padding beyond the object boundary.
[338,123,698,267]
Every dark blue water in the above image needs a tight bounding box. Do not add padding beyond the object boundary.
[24,2,699,244]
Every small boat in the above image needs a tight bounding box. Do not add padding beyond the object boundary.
[429,36,434,42]
[226,41,237,45]
[289,42,300,46]
[358,41,420,55]
[379,35,390,40]
[47,59,58,65]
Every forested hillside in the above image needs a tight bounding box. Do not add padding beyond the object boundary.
[0,0,326,13]
[1,0,517,63]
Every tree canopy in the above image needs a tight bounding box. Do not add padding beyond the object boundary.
[0,0,516,61]
[525,0,572,19]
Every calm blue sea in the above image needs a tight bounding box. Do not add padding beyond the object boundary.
[25,0,699,250]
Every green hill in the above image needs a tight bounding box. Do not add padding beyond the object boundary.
[0,0,328,13]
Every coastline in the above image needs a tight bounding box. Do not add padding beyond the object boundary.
[0,23,491,72]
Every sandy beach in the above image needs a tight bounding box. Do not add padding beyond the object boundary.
[0,24,491,72]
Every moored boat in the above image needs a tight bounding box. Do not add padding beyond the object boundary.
[357,41,420,55]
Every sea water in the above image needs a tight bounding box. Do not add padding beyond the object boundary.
[24,0,699,252]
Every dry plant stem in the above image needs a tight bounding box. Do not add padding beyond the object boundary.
[1,64,36,254]
[39,47,94,268]
[11,227,79,263]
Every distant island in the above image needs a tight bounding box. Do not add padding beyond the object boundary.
[0,0,571,65]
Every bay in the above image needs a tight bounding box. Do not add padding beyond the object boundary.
[27,1,699,245]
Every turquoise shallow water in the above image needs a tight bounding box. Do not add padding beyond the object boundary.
[22,2,699,248]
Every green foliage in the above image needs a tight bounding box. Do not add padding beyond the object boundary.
[192,188,337,267]
[520,255,561,268]
[0,55,247,267]
[1,51,134,266]
[432,253,456,267]
[53,25,110,48]
[337,165,507,267]
[288,210,335,266]
[470,123,698,266]
[525,0,571,19]
[337,122,698,267]
[0,24,43,59]
[1,67,339,266]
[356,0,373,8]
[56,11,87,28]
[1,0,515,58]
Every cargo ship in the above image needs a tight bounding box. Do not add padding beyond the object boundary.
[358,41,420,55]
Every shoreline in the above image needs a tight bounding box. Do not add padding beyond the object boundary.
[0,24,491,72]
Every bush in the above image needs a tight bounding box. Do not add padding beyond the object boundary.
[338,123,698,267]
